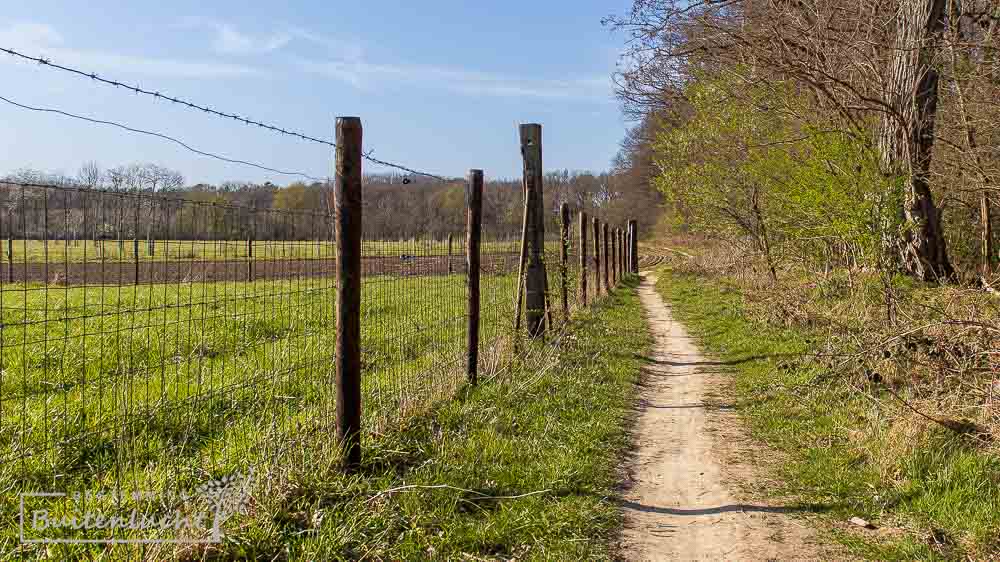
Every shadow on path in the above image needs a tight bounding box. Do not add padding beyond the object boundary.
[620,500,832,517]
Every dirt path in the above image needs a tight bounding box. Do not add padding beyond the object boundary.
[621,273,830,561]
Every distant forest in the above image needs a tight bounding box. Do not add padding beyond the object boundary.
[1,147,663,241]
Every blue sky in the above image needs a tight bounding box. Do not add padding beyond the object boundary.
[0,0,632,185]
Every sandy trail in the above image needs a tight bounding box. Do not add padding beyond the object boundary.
[621,273,829,561]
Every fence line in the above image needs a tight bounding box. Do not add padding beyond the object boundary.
[0,116,639,549]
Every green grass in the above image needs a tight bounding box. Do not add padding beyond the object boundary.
[653,268,1000,560]
[3,276,646,559]
[3,239,523,262]
[0,271,519,552]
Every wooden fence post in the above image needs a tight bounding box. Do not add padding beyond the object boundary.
[603,222,609,291]
[560,202,570,317]
[579,212,588,307]
[247,238,254,282]
[629,219,639,273]
[625,224,632,275]
[619,228,624,280]
[6,237,12,283]
[520,124,546,338]
[466,169,483,385]
[592,217,601,296]
[611,227,617,287]
[448,233,454,275]
[133,238,139,285]
[335,116,363,470]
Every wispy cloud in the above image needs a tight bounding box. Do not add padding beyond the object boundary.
[0,20,610,100]
[212,23,291,56]
[0,21,260,78]
[178,18,363,61]
[293,58,612,102]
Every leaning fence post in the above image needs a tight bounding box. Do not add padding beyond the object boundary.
[466,169,483,385]
[520,124,546,338]
[579,212,588,307]
[592,217,601,296]
[335,116,363,470]
[559,203,570,317]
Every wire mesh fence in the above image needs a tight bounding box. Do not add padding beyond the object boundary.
[0,175,635,550]
[0,36,641,551]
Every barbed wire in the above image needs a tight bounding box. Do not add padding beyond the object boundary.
[0,94,328,182]
[1,46,450,181]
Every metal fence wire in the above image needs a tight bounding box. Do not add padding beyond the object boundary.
[0,171,632,550]
[0,41,639,552]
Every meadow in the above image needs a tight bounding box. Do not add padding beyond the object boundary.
[2,239,524,263]
[0,270,521,551]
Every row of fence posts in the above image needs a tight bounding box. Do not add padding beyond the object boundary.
[1,117,640,469]
[307,117,641,469]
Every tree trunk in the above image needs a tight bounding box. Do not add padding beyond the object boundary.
[946,0,994,279]
[750,186,778,282]
[878,0,954,282]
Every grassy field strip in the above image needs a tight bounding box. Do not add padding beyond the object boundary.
[0,272,520,545]
[3,273,643,558]
[1,239,525,263]
[653,268,1000,560]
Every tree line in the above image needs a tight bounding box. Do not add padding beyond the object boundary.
[1,159,663,242]
[607,0,1000,285]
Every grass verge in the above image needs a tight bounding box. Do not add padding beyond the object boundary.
[20,279,649,560]
[654,268,1000,560]
[206,279,649,560]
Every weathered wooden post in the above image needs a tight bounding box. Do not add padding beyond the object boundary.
[335,116,363,470]
[448,233,454,275]
[619,228,625,280]
[6,236,12,283]
[520,124,545,338]
[247,237,254,282]
[466,169,483,385]
[579,212,588,307]
[625,224,632,275]
[603,222,609,291]
[592,217,601,296]
[629,219,639,273]
[559,202,570,317]
[133,238,140,285]
[611,227,617,287]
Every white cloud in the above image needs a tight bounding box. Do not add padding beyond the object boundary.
[0,21,261,79]
[0,20,609,99]
[293,58,612,102]
[0,22,63,47]
[212,23,291,56]
[178,18,362,61]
